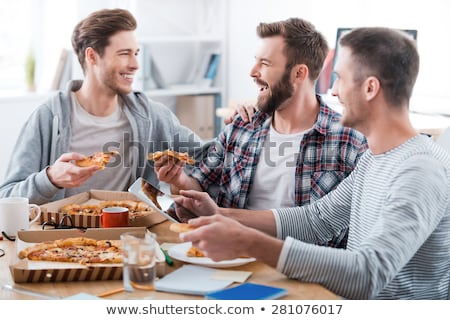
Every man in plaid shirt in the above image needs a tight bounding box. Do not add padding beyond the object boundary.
[154,18,367,247]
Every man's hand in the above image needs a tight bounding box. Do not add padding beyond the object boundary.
[223,102,257,125]
[174,189,219,220]
[153,154,186,186]
[46,152,100,188]
[179,214,251,261]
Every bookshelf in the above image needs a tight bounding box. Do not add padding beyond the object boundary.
[132,0,227,138]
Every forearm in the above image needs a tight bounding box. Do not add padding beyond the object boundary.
[0,169,60,205]
[218,207,277,236]
[243,227,284,267]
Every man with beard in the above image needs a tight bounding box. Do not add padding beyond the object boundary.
[0,8,206,205]
[154,18,367,247]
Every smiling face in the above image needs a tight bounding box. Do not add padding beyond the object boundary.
[91,30,139,95]
[331,46,369,131]
[250,36,293,114]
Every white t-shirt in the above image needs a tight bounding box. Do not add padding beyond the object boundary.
[246,125,304,210]
[67,93,132,196]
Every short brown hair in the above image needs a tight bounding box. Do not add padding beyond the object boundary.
[340,27,419,106]
[256,18,328,80]
[71,8,137,72]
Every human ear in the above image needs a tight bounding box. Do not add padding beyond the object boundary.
[293,64,308,81]
[365,76,380,100]
[85,47,98,65]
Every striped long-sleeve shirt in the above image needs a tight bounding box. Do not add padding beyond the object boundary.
[274,135,450,299]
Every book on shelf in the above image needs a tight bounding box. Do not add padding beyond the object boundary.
[205,282,288,300]
[186,51,221,88]
[204,53,220,81]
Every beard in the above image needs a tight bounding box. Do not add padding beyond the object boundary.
[101,67,133,96]
[257,70,293,114]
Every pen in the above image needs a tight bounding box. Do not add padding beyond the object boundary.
[161,248,174,266]
[97,287,125,298]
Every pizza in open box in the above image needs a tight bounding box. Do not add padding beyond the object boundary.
[59,199,155,219]
[18,237,122,265]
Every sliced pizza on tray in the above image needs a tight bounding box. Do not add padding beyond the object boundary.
[18,237,123,265]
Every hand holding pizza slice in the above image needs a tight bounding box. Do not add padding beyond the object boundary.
[169,223,206,257]
[75,151,119,169]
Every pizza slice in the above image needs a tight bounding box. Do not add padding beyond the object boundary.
[186,246,206,257]
[75,150,119,169]
[169,223,205,258]
[147,149,195,165]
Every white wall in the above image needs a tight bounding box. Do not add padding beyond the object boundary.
[226,0,450,116]
[0,94,51,180]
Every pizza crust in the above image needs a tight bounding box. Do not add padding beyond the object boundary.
[169,223,195,233]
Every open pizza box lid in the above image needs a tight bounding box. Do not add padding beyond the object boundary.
[10,227,165,283]
[39,189,167,228]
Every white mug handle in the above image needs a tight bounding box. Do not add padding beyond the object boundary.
[29,204,41,226]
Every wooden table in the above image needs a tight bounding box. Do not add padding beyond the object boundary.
[0,221,338,300]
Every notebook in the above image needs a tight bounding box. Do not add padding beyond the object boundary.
[154,265,233,295]
[205,282,288,300]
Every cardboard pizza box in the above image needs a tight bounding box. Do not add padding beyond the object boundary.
[39,189,167,229]
[10,227,166,283]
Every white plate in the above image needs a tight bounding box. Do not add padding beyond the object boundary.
[168,242,256,268]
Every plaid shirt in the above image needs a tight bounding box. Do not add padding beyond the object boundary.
[190,96,367,246]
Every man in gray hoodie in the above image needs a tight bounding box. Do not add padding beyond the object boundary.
[0,8,204,205]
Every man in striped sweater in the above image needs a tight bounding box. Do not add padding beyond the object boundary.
[173,27,450,299]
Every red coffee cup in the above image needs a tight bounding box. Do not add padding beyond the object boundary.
[101,207,129,228]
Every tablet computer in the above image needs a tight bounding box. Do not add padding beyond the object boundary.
[128,177,181,223]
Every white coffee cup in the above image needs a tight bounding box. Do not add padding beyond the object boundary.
[0,197,41,238]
